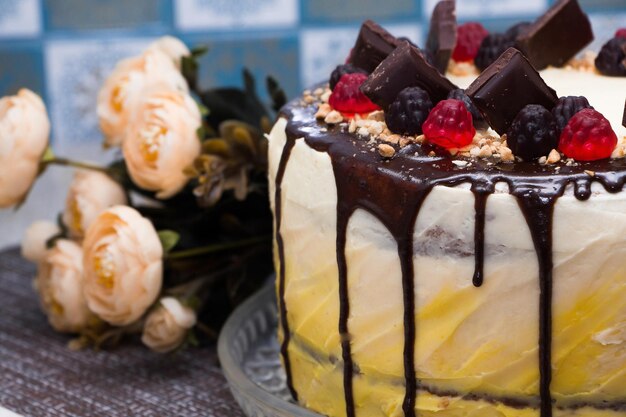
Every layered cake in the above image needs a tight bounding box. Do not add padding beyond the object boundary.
[269,1,626,416]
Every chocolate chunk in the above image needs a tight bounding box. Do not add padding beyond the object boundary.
[515,0,593,70]
[466,48,558,134]
[623,99,626,128]
[426,0,457,73]
[361,42,457,110]
[348,20,402,73]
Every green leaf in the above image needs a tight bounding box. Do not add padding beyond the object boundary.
[158,230,180,253]
[267,76,287,113]
[197,102,210,117]
[191,45,209,58]
[41,146,55,163]
[196,125,207,142]
[181,56,199,91]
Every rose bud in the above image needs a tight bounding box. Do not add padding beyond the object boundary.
[83,205,163,326]
[0,89,50,208]
[122,90,201,199]
[147,36,190,69]
[97,49,189,147]
[21,220,61,263]
[142,297,196,353]
[62,171,127,239]
[35,239,93,333]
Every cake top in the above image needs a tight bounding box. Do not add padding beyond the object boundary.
[293,0,626,170]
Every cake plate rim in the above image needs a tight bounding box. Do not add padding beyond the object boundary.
[218,281,326,417]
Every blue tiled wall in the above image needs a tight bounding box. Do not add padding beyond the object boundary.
[0,0,624,149]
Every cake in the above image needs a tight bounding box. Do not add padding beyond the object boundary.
[268,1,626,416]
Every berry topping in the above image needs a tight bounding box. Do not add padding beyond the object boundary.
[329,64,368,90]
[452,22,489,62]
[507,104,558,161]
[385,87,433,136]
[475,33,513,71]
[616,28,626,39]
[552,96,593,133]
[422,99,476,149]
[447,88,488,130]
[329,73,380,114]
[595,37,626,76]
[505,22,531,40]
[558,108,617,161]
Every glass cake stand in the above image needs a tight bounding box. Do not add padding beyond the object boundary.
[218,282,325,417]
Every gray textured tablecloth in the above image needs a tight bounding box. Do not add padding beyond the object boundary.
[0,248,245,417]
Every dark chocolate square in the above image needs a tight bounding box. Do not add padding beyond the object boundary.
[361,41,457,110]
[466,48,558,134]
[348,20,402,73]
[426,0,457,74]
[515,0,593,70]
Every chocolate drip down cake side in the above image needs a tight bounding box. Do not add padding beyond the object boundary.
[268,1,626,416]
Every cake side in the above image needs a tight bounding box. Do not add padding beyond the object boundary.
[269,64,626,416]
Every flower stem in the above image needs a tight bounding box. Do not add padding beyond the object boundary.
[43,157,109,173]
[167,235,271,260]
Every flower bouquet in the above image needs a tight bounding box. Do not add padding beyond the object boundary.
[2,36,285,353]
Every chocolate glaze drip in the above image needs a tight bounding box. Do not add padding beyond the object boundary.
[274,138,298,401]
[471,187,491,287]
[276,97,626,417]
[336,207,355,417]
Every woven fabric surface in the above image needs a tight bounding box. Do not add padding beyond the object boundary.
[0,247,245,417]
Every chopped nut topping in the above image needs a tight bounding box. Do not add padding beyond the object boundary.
[324,110,344,124]
[321,90,332,103]
[584,170,595,177]
[538,156,547,164]
[499,146,514,162]
[546,149,561,164]
[315,103,331,120]
[452,160,469,167]
[378,143,395,158]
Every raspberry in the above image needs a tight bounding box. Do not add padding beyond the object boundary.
[558,108,617,161]
[595,37,626,76]
[552,96,593,133]
[422,99,475,149]
[507,104,558,161]
[452,22,489,62]
[385,87,433,136]
[447,88,488,130]
[505,22,531,40]
[615,28,626,39]
[475,33,513,71]
[329,64,368,90]
[329,73,380,114]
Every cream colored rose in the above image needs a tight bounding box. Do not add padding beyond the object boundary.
[0,89,50,208]
[21,220,61,263]
[122,90,201,199]
[62,170,127,239]
[148,36,190,69]
[97,49,189,147]
[35,239,92,333]
[83,205,163,326]
[142,297,196,353]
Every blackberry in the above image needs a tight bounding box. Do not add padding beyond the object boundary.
[552,96,593,133]
[595,37,626,76]
[507,104,558,161]
[475,33,513,71]
[329,64,368,91]
[385,87,433,136]
[505,21,531,40]
[447,88,489,130]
